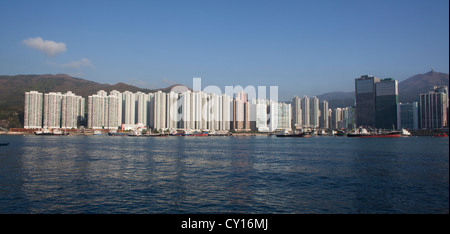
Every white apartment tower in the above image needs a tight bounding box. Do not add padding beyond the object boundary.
[106,94,121,129]
[301,96,310,128]
[251,99,269,132]
[87,90,107,129]
[278,102,291,130]
[166,91,179,130]
[291,96,302,130]
[151,91,167,131]
[24,91,43,129]
[61,91,83,129]
[320,100,329,129]
[109,90,123,125]
[43,92,63,128]
[310,96,320,129]
[122,91,136,125]
[135,92,149,126]
[221,94,231,131]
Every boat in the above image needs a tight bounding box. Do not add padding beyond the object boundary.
[146,134,169,137]
[183,131,209,136]
[108,132,128,136]
[93,130,106,135]
[276,132,311,138]
[52,129,69,135]
[0,143,9,146]
[433,133,448,137]
[35,128,68,136]
[401,129,412,136]
[185,132,209,136]
[347,127,401,138]
[34,128,52,135]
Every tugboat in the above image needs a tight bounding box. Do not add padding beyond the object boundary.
[347,127,401,138]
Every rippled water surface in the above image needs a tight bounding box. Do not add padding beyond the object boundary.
[0,135,448,213]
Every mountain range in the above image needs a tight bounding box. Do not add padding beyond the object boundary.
[317,70,449,108]
[0,70,448,128]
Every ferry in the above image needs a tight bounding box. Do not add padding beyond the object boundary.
[347,127,401,138]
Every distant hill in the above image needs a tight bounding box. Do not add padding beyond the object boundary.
[1,71,448,128]
[0,74,185,128]
[398,70,449,103]
[316,91,355,109]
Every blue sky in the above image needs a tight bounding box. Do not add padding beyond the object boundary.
[0,0,448,100]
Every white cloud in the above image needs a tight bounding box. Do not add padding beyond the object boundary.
[23,37,66,57]
[60,58,94,69]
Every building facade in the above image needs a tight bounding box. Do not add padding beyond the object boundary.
[319,100,329,129]
[397,102,419,130]
[43,92,63,129]
[61,91,84,129]
[419,86,448,129]
[310,96,320,129]
[232,91,250,131]
[291,96,302,130]
[375,78,398,129]
[24,91,43,129]
[355,75,380,128]
[301,96,310,128]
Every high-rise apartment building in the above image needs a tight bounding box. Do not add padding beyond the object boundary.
[43,92,63,128]
[419,86,448,129]
[232,91,250,131]
[106,94,121,129]
[61,91,84,129]
[331,108,342,130]
[301,96,310,128]
[24,91,43,129]
[220,94,231,131]
[397,102,419,130]
[278,102,291,130]
[310,96,320,129]
[166,91,179,130]
[319,100,329,129]
[251,99,269,132]
[355,75,380,128]
[267,100,291,132]
[122,91,136,125]
[87,90,107,129]
[151,90,167,131]
[291,96,302,130]
[375,78,398,129]
[109,90,123,125]
[135,92,149,126]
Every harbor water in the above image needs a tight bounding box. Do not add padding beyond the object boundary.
[0,135,448,214]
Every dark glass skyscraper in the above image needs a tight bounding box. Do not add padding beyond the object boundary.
[375,78,398,129]
[355,75,379,128]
